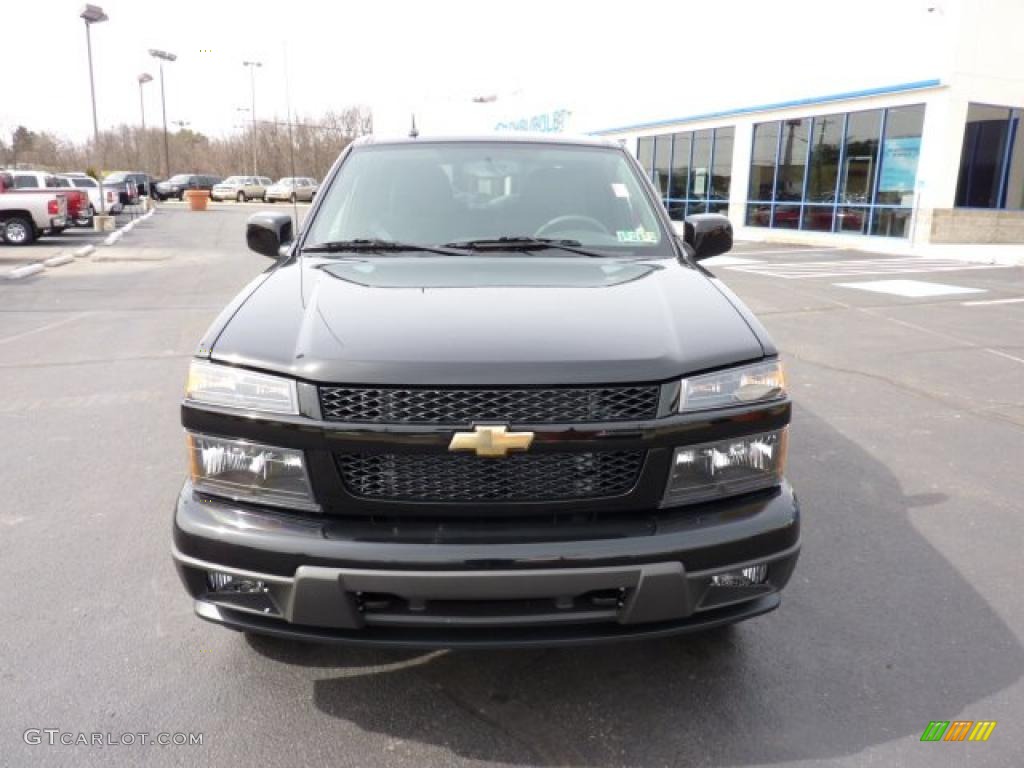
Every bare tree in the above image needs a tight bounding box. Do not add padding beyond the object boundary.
[2,106,372,179]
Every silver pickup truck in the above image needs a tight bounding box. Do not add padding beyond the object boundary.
[0,172,69,246]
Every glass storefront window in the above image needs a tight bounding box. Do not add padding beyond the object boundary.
[746,203,770,227]
[1006,113,1024,210]
[775,118,810,202]
[747,105,922,237]
[840,109,882,206]
[636,128,733,221]
[801,204,834,232]
[711,127,734,201]
[955,104,1017,209]
[870,208,913,237]
[670,133,690,201]
[749,122,780,202]
[690,130,712,203]
[653,135,671,197]
[877,105,925,207]
[805,113,843,204]
[772,204,800,229]
[836,207,869,233]
[637,137,655,183]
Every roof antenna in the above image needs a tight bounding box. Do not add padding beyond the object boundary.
[409,114,419,139]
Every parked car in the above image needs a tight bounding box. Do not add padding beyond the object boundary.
[173,135,800,648]
[57,173,107,224]
[0,172,68,245]
[4,170,88,231]
[264,176,318,203]
[211,176,273,202]
[103,171,159,205]
[154,174,222,201]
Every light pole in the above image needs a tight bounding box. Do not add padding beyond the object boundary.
[242,60,262,176]
[80,4,108,216]
[148,48,177,178]
[137,73,152,129]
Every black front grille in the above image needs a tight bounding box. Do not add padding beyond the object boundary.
[319,385,660,424]
[337,451,645,503]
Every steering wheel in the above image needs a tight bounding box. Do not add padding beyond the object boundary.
[534,215,609,239]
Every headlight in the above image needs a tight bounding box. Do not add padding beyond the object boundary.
[680,360,786,412]
[662,428,787,506]
[187,432,318,511]
[185,360,298,414]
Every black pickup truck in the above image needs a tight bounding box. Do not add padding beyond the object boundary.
[174,135,800,648]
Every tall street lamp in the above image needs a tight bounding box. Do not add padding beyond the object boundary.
[137,73,152,129]
[148,48,177,178]
[80,3,108,216]
[242,60,262,176]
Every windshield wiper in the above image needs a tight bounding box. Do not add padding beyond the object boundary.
[303,239,465,257]
[442,237,608,258]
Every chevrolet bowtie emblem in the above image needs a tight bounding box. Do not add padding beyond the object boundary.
[449,425,535,458]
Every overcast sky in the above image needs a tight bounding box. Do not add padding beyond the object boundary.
[3,0,952,143]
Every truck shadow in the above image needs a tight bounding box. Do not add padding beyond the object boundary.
[248,402,1023,766]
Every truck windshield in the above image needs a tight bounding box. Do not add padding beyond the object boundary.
[306,142,671,255]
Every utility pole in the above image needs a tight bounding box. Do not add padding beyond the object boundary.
[148,49,177,177]
[243,61,262,176]
[80,4,108,215]
[137,73,153,129]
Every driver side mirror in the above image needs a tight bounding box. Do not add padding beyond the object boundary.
[683,213,733,261]
[246,212,294,259]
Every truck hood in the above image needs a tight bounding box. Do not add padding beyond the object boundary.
[210,255,765,385]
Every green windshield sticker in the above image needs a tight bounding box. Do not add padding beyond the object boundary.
[616,228,659,243]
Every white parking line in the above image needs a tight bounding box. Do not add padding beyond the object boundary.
[961,296,1024,306]
[0,313,91,345]
[700,255,763,267]
[728,256,1009,280]
[834,280,986,298]
[730,247,844,257]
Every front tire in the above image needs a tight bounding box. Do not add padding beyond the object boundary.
[2,216,35,246]
[237,191,246,203]
[290,193,297,204]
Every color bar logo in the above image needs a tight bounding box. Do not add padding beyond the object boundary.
[921,721,997,742]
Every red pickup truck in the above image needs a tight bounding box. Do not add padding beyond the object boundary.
[2,170,90,229]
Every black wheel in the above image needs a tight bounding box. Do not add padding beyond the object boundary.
[2,216,36,246]
[237,191,246,203]
[290,192,297,204]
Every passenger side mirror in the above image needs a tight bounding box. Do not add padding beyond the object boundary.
[683,213,733,261]
[246,212,294,259]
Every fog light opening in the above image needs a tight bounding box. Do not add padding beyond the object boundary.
[711,564,769,588]
[206,571,266,594]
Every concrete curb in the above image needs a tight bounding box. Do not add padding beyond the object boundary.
[99,207,155,247]
[43,253,74,268]
[5,263,45,280]
[74,245,95,258]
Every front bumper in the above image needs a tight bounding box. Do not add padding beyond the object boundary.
[173,480,800,648]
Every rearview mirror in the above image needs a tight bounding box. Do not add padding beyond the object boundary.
[683,213,733,261]
[246,212,294,259]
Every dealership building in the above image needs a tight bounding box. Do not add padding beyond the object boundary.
[375,0,1023,253]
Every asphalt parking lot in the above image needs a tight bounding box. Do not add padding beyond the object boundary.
[1,206,1022,767]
